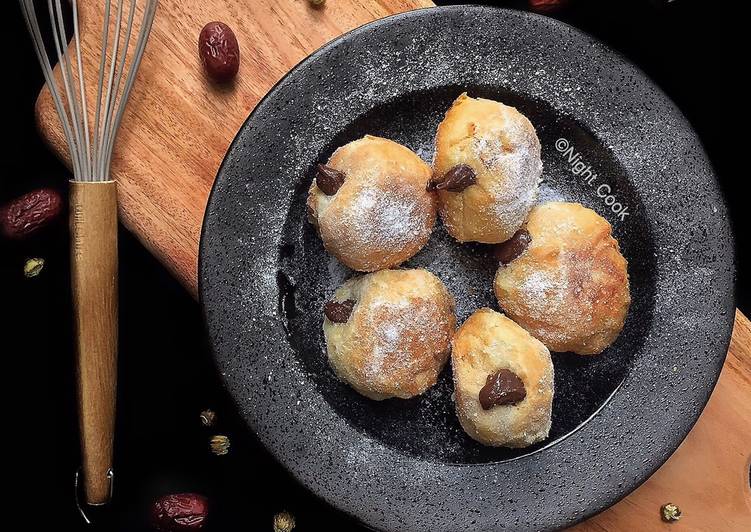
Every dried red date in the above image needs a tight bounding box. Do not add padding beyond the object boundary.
[0,188,63,240]
[150,493,208,531]
[529,0,570,14]
[198,22,240,83]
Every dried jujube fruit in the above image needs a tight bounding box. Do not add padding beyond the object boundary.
[1,187,63,240]
[198,21,239,83]
[150,493,208,531]
[529,0,570,13]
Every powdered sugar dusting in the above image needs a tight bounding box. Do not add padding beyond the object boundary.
[365,299,419,380]
[519,269,568,309]
[316,170,434,271]
[327,255,352,288]
[357,290,453,397]
[471,111,543,233]
[343,186,425,249]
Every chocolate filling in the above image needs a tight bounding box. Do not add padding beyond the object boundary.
[316,164,346,195]
[494,229,532,265]
[427,164,476,192]
[324,299,356,323]
[479,368,526,409]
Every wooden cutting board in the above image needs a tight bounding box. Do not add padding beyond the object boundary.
[35,1,750,529]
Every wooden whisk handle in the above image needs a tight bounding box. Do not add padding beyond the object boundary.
[70,181,118,506]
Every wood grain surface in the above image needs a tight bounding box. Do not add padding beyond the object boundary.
[36,1,750,529]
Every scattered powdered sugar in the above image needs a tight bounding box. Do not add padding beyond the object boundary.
[547,216,581,237]
[503,241,609,349]
[536,182,567,203]
[414,144,435,164]
[327,255,352,290]
[206,7,733,491]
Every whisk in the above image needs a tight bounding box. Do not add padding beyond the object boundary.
[19,0,158,510]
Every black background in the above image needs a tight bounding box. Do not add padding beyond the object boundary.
[3,0,746,530]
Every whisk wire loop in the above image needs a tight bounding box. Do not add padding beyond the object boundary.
[105,0,157,172]
[20,1,79,178]
[71,0,92,179]
[50,0,87,178]
[91,0,112,183]
[98,0,125,181]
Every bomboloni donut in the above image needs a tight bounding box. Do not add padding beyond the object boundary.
[493,201,631,355]
[307,135,436,272]
[431,93,542,244]
[452,308,553,448]
[323,269,456,400]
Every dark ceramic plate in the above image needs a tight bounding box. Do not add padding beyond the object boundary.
[199,6,734,531]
